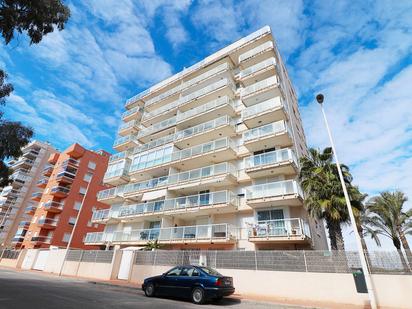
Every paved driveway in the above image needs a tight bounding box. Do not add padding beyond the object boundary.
[0,268,308,309]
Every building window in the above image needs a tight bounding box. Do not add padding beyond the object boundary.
[73,201,81,211]
[79,187,87,195]
[88,161,96,170]
[83,172,93,182]
[62,233,71,242]
[87,220,92,227]
[68,217,77,225]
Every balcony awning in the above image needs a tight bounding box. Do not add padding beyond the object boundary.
[142,189,167,201]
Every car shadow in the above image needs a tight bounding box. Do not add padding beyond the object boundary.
[154,295,241,306]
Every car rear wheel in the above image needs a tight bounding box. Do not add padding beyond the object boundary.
[192,287,205,304]
[144,283,155,297]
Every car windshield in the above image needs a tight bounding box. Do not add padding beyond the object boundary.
[199,267,222,276]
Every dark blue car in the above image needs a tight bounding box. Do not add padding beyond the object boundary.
[142,265,235,304]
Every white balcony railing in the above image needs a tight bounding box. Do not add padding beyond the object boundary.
[118,119,139,132]
[125,162,236,196]
[113,134,137,148]
[183,62,231,90]
[245,180,303,200]
[120,190,237,218]
[239,57,276,79]
[175,116,234,141]
[97,185,126,201]
[248,218,311,239]
[37,218,58,226]
[243,120,290,142]
[241,76,279,98]
[142,99,180,121]
[104,167,129,180]
[137,116,176,139]
[180,78,235,107]
[145,83,183,107]
[176,96,233,123]
[239,41,274,63]
[244,148,297,169]
[132,134,175,156]
[91,209,111,221]
[121,106,142,120]
[242,97,283,120]
[112,223,234,243]
[129,137,235,173]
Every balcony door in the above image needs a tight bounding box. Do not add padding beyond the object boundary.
[257,209,285,236]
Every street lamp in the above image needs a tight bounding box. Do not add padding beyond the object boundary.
[316,93,377,309]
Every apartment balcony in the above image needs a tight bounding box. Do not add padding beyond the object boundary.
[31,191,43,201]
[108,150,130,164]
[243,120,292,152]
[30,236,52,245]
[91,208,119,224]
[176,96,236,128]
[84,232,106,244]
[174,116,236,148]
[97,186,125,203]
[113,134,138,152]
[245,180,303,208]
[238,58,277,84]
[48,153,60,165]
[248,218,311,244]
[244,148,298,178]
[179,78,236,112]
[11,236,26,244]
[182,62,232,95]
[125,89,148,109]
[25,204,37,215]
[141,99,179,127]
[112,223,236,245]
[238,41,275,66]
[120,191,238,221]
[22,148,40,160]
[11,158,35,169]
[144,83,183,111]
[137,117,176,143]
[122,106,143,123]
[37,218,58,229]
[10,170,31,184]
[36,177,49,188]
[241,76,281,106]
[55,170,76,184]
[242,97,287,128]
[50,186,70,198]
[43,201,64,213]
[43,165,54,176]
[132,134,175,157]
[124,162,237,199]
[118,119,140,136]
[103,163,130,186]
[61,158,80,169]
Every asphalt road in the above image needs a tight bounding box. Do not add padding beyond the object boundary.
[0,268,306,309]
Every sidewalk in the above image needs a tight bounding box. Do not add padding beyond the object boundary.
[0,265,363,309]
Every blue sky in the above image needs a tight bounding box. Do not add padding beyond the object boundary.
[1,1,412,248]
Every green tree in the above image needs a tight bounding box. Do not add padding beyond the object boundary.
[0,0,70,186]
[367,191,412,270]
[0,0,70,44]
[144,239,162,251]
[299,147,361,250]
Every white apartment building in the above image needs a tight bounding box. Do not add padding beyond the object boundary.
[0,141,57,248]
[86,26,328,251]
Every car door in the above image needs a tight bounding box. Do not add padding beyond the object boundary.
[175,266,199,298]
[157,267,182,296]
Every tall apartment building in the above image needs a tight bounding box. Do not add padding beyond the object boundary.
[0,141,57,248]
[20,143,111,249]
[86,26,327,250]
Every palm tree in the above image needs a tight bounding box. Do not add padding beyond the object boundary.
[300,147,359,251]
[144,239,162,251]
[367,191,412,270]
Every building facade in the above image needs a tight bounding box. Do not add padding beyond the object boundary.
[86,26,328,250]
[20,143,111,249]
[0,141,57,248]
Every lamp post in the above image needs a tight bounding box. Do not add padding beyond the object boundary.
[316,94,377,309]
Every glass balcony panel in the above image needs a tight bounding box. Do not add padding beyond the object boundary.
[239,41,274,62]
[242,76,278,97]
[242,97,282,119]
[239,58,276,79]
[176,96,232,123]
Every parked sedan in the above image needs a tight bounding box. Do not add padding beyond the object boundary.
[142,265,235,304]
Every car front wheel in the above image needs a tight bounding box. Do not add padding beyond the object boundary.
[144,283,155,297]
[191,287,205,304]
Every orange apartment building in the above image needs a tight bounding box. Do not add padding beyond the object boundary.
[20,143,111,249]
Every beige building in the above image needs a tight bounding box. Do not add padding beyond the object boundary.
[85,26,328,250]
[0,141,57,248]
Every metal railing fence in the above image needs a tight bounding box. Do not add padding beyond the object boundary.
[0,249,21,259]
[66,250,114,264]
[133,250,412,275]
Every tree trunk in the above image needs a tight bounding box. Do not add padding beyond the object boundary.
[398,229,412,269]
[326,219,338,250]
[335,222,345,251]
[393,237,410,272]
